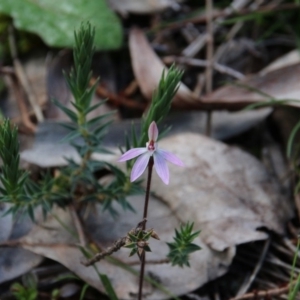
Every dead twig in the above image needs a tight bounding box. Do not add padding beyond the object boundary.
[8,25,44,122]
[127,258,170,265]
[181,0,251,57]
[229,279,295,300]
[235,238,271,296]
[82,236,128,266]
[4,73,36,133]
[82,219,148,267]
[163,56,245,80]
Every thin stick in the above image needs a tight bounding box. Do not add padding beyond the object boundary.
[181,0,251,57]
[163,56,245,80]
[128,258,170,265]
[138,158,154,300]
[205,0,214,137]
[82,236,127,266]
[235,238,271,296]
[6,73,36,133]
[8,26,44,122]
[82,220,149,266]
[229,279,296,300]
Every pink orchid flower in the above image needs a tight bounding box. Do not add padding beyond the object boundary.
[118,121,184,184]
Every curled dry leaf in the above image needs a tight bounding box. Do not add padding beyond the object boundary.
[150,133,293,251]
[129,27,201,108]
[203,63,300,109]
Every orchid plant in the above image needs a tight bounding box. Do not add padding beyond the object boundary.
[82,64,201,299]
[84,65,201,298]
[119,120,199,299]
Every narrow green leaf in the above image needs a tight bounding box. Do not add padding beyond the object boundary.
[98,274,119,300]
[52,99,78,122]
[287,119,300,158]
[79,284,90,300]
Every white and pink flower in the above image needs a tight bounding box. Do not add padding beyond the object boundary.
[118,121,184,184]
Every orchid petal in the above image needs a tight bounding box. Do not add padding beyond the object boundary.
[153,152,169,184]
[118,148,147,162]
[148,121,158,142]
[156,149,184,166]
[131,152,151,182]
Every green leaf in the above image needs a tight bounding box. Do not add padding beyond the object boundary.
[287,119,300,158]
[0,0,122,50]
[98,274,119,300]
[79,284,90,300]
[52,99,78,122]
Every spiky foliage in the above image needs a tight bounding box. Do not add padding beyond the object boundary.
[0,120,69,219]
[167,222,201,267]
[139,65,183,146]
[0,23,141,219]
[53,22,141,212]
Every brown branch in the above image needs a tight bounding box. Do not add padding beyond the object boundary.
[229,280,296,300]
[163,56,245,80]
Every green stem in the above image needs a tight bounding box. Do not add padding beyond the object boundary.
[138,157,153,300]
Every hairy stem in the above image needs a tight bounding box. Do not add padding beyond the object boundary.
[138,157,154,300]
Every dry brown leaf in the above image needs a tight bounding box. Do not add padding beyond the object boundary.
[19,199,234,299]
[129,27,201,108]
[150,133,293,251]
[17,132,292,298]
[108,0,181,15]
[260,49,300,75]
[0,212,42,284]
[203,63,300,109]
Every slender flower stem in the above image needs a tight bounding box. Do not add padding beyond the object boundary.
[142,158,154,226]
[138,157,154,300]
